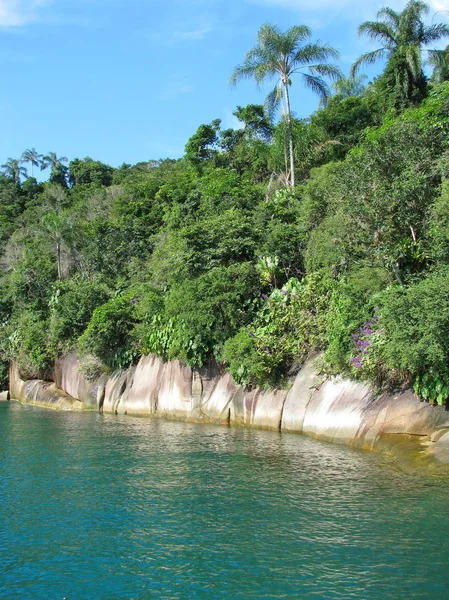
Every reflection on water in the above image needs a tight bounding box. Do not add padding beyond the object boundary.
[1,402,448,600]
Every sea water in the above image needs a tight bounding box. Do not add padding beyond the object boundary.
[1,401,448,600]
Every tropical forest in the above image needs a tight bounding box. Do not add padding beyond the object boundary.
[2,0,449,406]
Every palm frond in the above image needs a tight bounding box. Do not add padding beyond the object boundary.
[351,48,388,77]
[301,73,329,98]
[264,83,283,119]
[306,63,342,81]
[377,7,400,30]
[421,23,449,45]
[290,42,339,67]
[358,21,397,47]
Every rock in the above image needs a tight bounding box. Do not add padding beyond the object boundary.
[230,387,287,431]
[0,390,9,401]
[281,354,323,433]
[12,352,449,465]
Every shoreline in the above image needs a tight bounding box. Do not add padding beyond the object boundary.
[9,352,449,467]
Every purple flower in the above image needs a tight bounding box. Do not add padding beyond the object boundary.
[350,356,363,370]
[262,294,268,301]
[282,289,288,296]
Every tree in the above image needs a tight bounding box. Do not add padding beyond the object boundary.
[42,152,68,186]
[21,148,43,177]
[40,184,72,279]
[429,44,449,83]
[233,104,273,141]
[320,74,368,107]
[68,157,114,187]
[230,23,340,187]
[351,1,449,106]
[184,119,221,168]
[1,158,27,184]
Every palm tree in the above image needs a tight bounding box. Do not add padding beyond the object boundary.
[21,148,43,178]
[42,152,69,186]
[351,1,449,104]
[1,158,28,184]
[429,44,449,83]
[320,74,368,108]
[41,152,68,173]
[230,23,340,187]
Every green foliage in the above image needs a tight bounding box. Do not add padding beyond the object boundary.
[310,95,376,160]
[428,179,449,263]
[48,278,110,349]
[79,293,138,369]
[223,274,333,387]
[14,312,53,379]
[414,371,449,406]
[164,262,260,367]
[68,157,114,187]
[3,66,449,397]
[185,119,221,168]
[325,267,391,372]
[376,270,449,377]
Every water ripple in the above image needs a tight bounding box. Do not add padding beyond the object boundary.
[1,403,448,599]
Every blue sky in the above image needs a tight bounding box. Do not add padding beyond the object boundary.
[0,0,447,176]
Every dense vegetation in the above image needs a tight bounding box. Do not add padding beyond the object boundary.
[2,1,449,405]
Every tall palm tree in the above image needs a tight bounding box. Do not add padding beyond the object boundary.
[351,1,449,104]
[230,23,340,187]
[1,158,28,184]
[21,148,43,177]
[41,152,68,173]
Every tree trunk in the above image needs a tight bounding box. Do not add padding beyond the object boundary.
[283,80,295,187]
[56,242,62,281]
[282,115,289,184]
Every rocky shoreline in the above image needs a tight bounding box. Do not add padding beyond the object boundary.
[9,352,449,465]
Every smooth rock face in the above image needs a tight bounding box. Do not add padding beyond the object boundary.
[10,353,449,464]
[200,372,236,424]
[281,354,324,433]
[231,387,287,431]
[302,378,373,443]
[430,431,449,463]
[0,390,9,401]
[10,362,82,411]
[55,353,107,408]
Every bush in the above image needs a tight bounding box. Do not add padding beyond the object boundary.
[15,312,53,379]
[49,277,110,349]
[223,274,333,387]
[79,293,138,368]
[378,270,449,376]
[325,267,391,372]
[163,262,260,367]
[348,269,449,400]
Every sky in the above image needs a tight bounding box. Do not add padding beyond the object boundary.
[0,0,448,175]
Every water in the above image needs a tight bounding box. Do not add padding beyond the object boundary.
[1,402,448,600]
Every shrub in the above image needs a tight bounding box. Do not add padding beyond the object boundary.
[351,269,449,400]
[325,267,391,372]
[49,277,110,349]
[79,293,138,368]
[223,274,333,387]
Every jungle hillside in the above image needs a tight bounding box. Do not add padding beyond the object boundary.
[2,1,449,405]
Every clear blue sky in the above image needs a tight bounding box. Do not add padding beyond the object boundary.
[0,0,446,175]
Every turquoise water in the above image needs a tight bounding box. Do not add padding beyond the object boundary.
[1,402,448,600]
